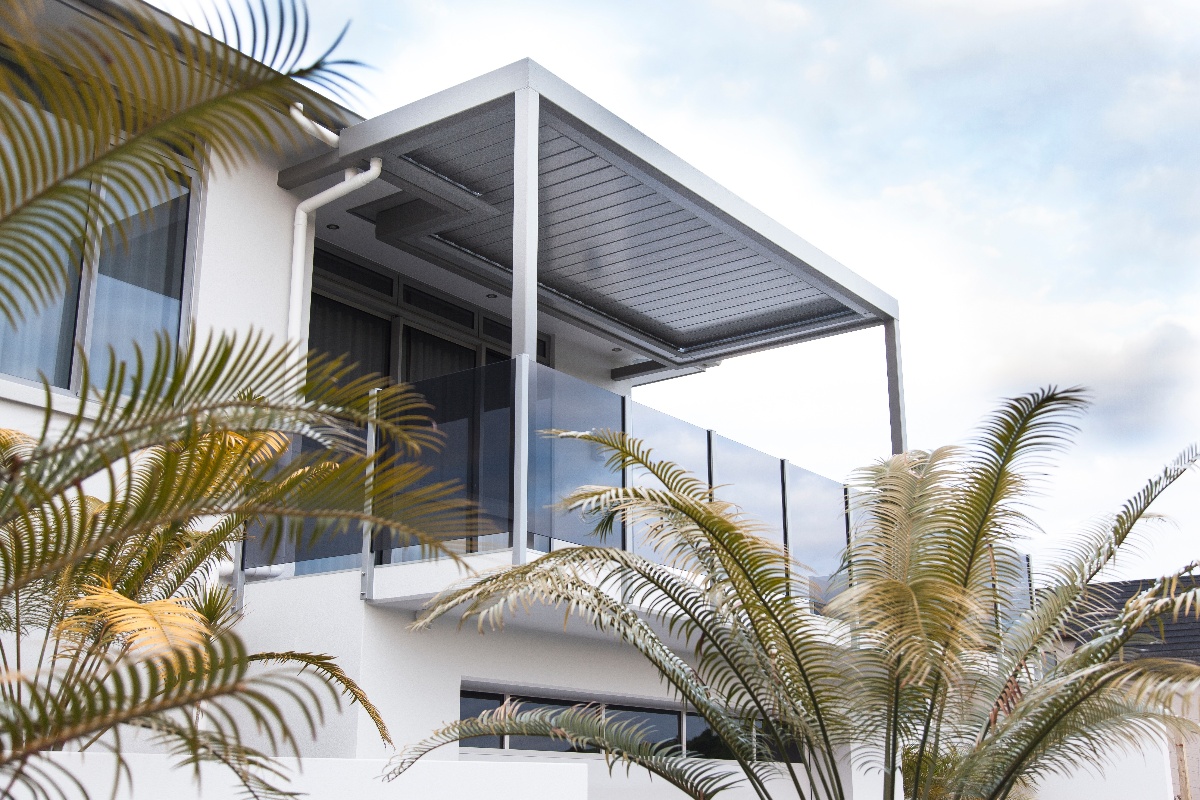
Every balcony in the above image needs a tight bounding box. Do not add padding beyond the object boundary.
[241,359,848,607]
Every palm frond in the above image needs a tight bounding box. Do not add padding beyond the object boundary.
[403,393,1199,800]
[0,0,358,324]
[249,651,392,748]
[0,634,332,797]
[57,580,211,663]
[0,331,465,601]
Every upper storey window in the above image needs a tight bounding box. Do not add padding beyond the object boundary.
[0,168,193,391]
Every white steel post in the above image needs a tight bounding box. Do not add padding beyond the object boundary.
[883,318,907,455]
[511,87,540,565]
[360,388,379,600]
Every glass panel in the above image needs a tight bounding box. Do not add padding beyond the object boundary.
[710,434,784,546]
[0,268,80,387]
[460,690,504,749]
[89,170,190,388]
[508,697,595,752]
[477,361,514,544]
[628,403,710,561]
[529,362,623,548]
[378,360,513,562]
[685,713,736,759]
[995,547,1032,630]
[607,705,680,747]
[0,95,84,388]
[784,463,847,601]
[403,325,476,382]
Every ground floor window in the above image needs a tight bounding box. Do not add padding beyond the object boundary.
[459,688,729,758]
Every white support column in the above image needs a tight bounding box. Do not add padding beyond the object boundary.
[883,318,908,455]
[510,87,540,565]
[360,388,379,600]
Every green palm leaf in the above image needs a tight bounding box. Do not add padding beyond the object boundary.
[0,0,357,324]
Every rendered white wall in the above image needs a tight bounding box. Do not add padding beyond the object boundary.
[238,569,789,799]
[190,153,301,343]
[22,752,587,800]
[1032,739,1174,800]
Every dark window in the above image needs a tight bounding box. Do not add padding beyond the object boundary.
[309,294,392,384]
[403,285,475,330]
[481,316,509,343]
[685,713,737,760]
[460,691,504,749]
[0,168,191,390]
[315,248,394,297]
[508,696,597,752]
[607,704,681,747]
[460,689,687,757]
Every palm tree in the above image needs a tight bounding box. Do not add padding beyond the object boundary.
[391,388,1200,800]
[0,2,468,796]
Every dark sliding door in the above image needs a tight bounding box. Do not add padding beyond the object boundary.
[402,325,476,382]
[311,294,392,382]
[384,325,512,560]
[293,295,393,571]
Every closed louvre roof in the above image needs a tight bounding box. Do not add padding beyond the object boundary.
[279,59,899,367]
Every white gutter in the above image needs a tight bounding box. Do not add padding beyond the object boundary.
[289,102,341,147]
[286,104,383,354]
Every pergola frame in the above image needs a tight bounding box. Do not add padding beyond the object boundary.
[279,60,908,565]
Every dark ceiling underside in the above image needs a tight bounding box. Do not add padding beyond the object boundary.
[356,99,869,364]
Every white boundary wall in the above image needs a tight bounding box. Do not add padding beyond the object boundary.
[18,753,586,800]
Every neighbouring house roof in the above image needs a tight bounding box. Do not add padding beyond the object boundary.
[278,59,900,371]
[1071,578,1200,664]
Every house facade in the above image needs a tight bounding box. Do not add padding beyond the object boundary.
[11,3,1175,800]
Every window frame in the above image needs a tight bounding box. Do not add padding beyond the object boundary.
[0,161,203,397]
[72,164,203,393]
[457,685,692,756]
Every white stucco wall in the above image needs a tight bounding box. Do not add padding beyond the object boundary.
[237,568,798,800]
[18,752,587,800]
[1032,740,1175,800]
[190,152,304,343]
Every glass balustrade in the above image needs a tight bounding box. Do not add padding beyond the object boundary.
[784,463,849,605]
[528,362,624,551]
[375,359,514,563]
[242,358,850,586]
[710,433,785,547]
[627,403,710,562]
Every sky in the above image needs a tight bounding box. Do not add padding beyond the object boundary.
[160,0,1199,580]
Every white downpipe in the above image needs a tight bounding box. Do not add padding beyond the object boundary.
[287,157,383,354]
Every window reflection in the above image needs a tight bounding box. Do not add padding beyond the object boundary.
[627,403,710,562]
[785,463,848,603]
[710,433,784,546]
[90,171,190,388]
